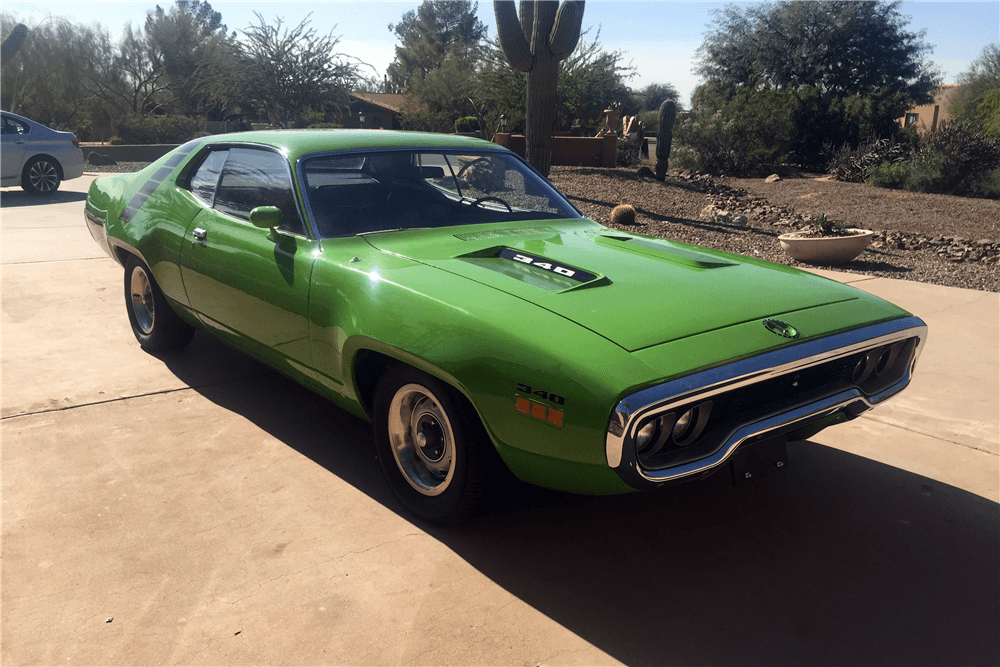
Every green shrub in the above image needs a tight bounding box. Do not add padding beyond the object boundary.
[865,120,1000,198]
[638,109,660,132]
[401,110,452,133]
[976,167,1000,197]
[828,136,912,183]
[114,115,204,145]
[454,116,480,133]
[867,151,945,191]
[307,122,343,129]
[924,119,1000,195]
[675,81,798,176]
[616,138,641,167]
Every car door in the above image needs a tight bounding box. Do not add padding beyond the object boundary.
[179,146,318,375]
[1,114,29,181]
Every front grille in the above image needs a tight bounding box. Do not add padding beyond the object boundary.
[637,337,918,471]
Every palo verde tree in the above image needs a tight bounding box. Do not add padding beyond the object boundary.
[954,43,1000,134]
[201,12,360,126]
[143,0,230,116]
[0,14,116,135]
[494,0,585,176]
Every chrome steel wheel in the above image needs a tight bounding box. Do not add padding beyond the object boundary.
[130,265,155,335]
[26,158,59,194]
[386,383,456,496]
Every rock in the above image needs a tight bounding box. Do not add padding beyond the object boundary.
[765,174,782,183]
[733,215,749,226]
[699,205,720,222]
[87,152,117,166]
[977,239,995,246]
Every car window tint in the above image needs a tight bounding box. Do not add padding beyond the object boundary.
[188,149,228,205]
[215,147,305,235]
[302,155,383,237]
[1,115,29,135]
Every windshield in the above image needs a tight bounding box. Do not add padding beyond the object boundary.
[301,150,581,238]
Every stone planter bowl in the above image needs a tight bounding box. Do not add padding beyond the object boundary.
[778,229,874,265]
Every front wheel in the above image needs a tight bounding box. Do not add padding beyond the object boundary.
[124,255,195,352]
[21,156,61,195]
[373,366,490,525]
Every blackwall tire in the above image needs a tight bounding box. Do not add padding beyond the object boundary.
[124,255,195,352]
[21,156,61,195]
[373,366,491,525]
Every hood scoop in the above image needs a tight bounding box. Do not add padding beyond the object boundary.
[596,235,738,269]
[457,246,606,292]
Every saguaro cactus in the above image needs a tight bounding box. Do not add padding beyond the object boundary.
[654,99,677,181]
[1,24,28,68]
[494,1,585,177]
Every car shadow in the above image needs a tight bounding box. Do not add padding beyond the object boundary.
[160,333,1000,667]
[0,189,88,207]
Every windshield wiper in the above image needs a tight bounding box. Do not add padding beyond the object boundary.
[356,227,428,236]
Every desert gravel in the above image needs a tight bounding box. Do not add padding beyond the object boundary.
[549,166,999,293]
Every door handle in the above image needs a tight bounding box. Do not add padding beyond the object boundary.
[192,228,207,245]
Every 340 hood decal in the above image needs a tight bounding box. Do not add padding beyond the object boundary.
[497,248,598,284]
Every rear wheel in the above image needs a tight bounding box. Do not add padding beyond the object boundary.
[21,156,61,195]
[124,255,195,352]
[373,366,490,525]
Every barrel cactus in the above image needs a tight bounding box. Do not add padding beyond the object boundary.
[653,99,677,181]
[494,1,585,177]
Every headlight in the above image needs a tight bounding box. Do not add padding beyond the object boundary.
[635,420,658,452]
[672,409,694,440]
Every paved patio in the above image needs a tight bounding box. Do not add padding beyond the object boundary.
[2,176,997,665]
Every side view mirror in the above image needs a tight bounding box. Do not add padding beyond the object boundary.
[249,205,283,230]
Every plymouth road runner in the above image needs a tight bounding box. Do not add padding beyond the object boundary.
[85,130,927,523]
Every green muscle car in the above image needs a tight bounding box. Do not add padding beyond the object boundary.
[84,130,927,524]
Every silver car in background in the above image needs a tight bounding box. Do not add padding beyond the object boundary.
[1,111,85,195]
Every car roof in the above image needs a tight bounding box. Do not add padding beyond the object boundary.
[197,129,504,162]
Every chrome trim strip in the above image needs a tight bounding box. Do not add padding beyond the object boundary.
[606,316,927,486]
[84,207,106,226]
[639,390,868,482]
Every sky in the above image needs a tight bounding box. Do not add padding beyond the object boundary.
[6,0,999,107]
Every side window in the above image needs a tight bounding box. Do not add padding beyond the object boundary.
[188,149,228,205]
[1,115,28,135]
[214,147,305,235]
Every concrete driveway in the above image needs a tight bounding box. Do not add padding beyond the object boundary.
[3,176,998,665]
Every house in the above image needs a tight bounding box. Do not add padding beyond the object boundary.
[899,84,964,134]
[347,93,421,129]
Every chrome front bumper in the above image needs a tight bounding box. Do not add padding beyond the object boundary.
[606,316,928,489]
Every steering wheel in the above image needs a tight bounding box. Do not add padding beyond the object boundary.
[456,157,495,182]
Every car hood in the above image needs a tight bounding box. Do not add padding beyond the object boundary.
[362,220,863,351]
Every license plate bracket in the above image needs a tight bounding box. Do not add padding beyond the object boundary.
[730,435,788,486]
